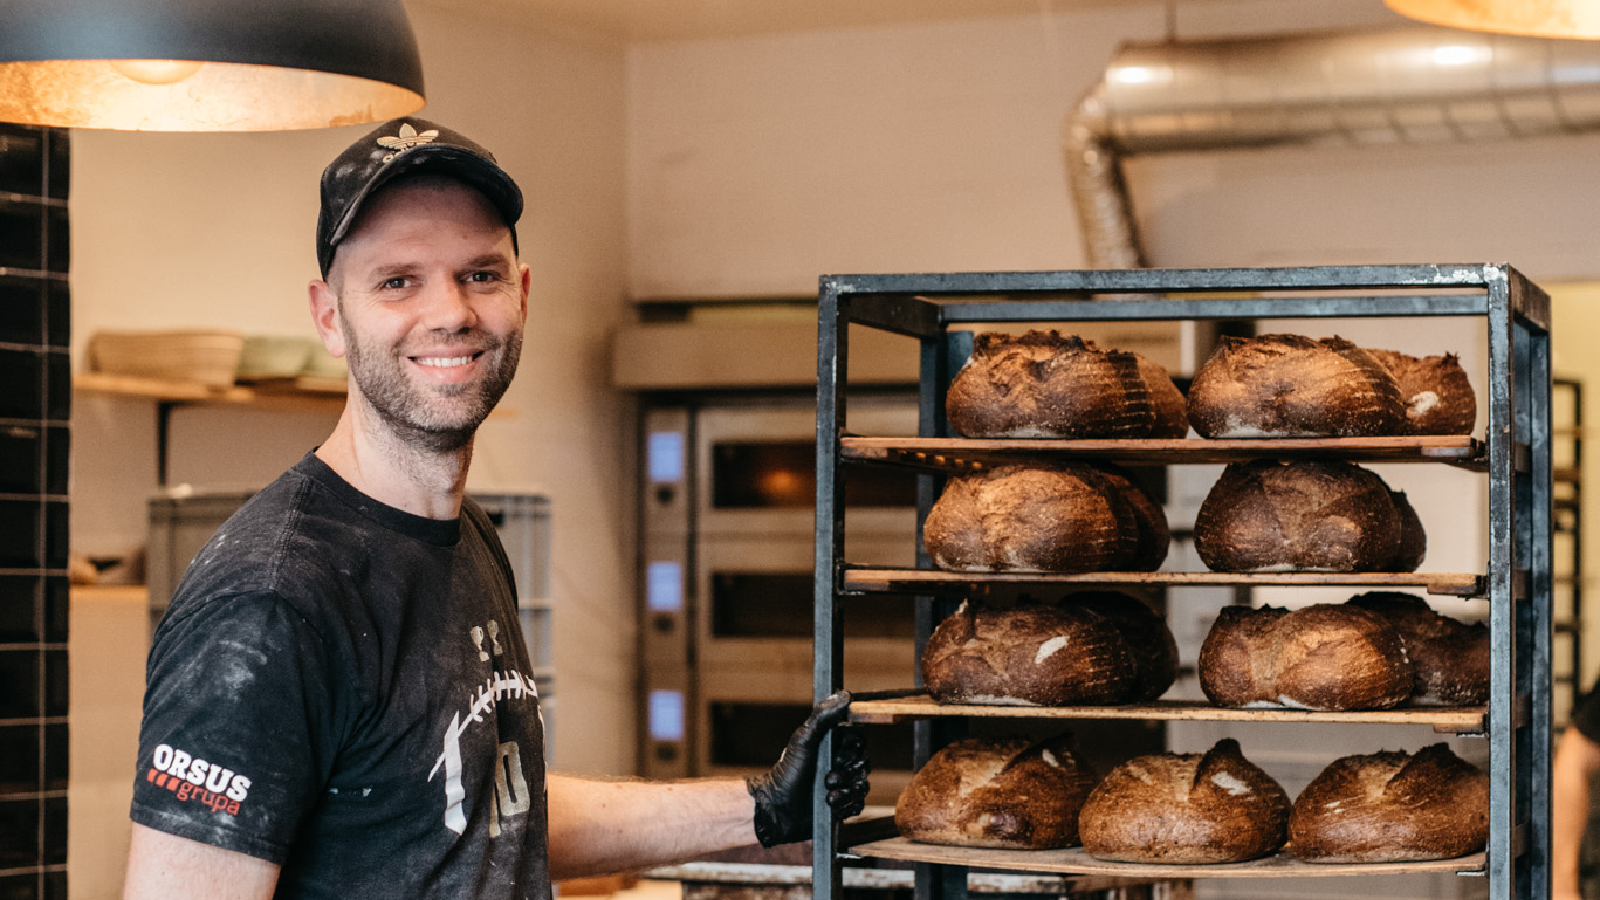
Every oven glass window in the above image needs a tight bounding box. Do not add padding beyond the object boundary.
[711,441,918,509]
[711,572,915,638]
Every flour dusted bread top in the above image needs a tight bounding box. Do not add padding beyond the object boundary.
[1187,334,1404,438]
[1198,603,1412,711]
[1192,459,1423,573]
[923,464,1168,574]
[1345,592,1489,706]
[945,331,1187,439]
[1289,743,1489,863]
[1365,348,1477,436]
[895,734,1098,850]
[1078,739,1290,864]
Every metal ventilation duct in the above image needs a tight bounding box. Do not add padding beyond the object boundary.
[1066,25,1600,266]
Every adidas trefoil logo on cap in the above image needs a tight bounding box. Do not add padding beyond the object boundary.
[376,122,439,162]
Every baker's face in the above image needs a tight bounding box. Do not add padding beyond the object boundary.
[316,177,530,452]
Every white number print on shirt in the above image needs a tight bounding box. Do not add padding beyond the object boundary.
[428,618,538,835]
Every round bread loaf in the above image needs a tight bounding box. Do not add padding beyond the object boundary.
[895,734,1098,849]
[945,330,1187,438]
[924,464,1168,573]
[1187,334,1404,438]
[1079,739,1290,864]
[1066,591,1179,702]
[1289,743,1489,862]
[1345,592,1489,705]
[1198,604,1412,711]
[1192,459,1412,572]
[1365,349,1476,436]
[921,600,1139,706]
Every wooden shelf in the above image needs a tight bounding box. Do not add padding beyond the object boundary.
[840,567,1486,598]
[840,435,1486,472]
[848,837,1485,880]
[847,695,1490,734]
[75,372,345,409]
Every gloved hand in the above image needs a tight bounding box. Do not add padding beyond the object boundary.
[745,691,871,848]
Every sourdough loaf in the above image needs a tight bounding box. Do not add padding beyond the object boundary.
[1192,459,1422,572]
[895,734,1098,849]
[1187,334,1404,438]
[1365,349,1476,436]
[945,331,1187,438]
[924,464,1168,573]
[1345,592,1489,706]
[921,599,1138,706]
[1289,743,1489,862]
[1078,739,1290,864]
[1198,603,1412,711]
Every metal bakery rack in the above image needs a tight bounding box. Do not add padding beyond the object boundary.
[810,265,1551,900]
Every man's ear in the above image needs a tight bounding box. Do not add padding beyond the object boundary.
[518,263,531,324]
[308,280,347,358]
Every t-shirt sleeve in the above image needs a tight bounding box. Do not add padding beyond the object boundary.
[131,590,339,864]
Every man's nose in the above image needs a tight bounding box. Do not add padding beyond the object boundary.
[420,280,478,331]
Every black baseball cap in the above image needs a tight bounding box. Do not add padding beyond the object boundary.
[315,117,523,278]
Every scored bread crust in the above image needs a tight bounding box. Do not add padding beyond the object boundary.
[924,464,1168,573]
[1192,459,1405,573]
[921,600,1140,706]
[1187,334,1404,438]
[1345,592,1489,705]
[945,331,1187,438]
[895,734,1098,849]
[1198,604,1412,711]
[1289,743,1489,862]
[1365,348,1477,436]
[1078,738,1291,864]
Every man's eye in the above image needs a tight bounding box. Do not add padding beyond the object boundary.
[465,271,503,284]
[381,277,410,290]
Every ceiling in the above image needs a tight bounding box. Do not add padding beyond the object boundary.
[413,0,1176,42]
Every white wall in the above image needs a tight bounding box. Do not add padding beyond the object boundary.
[68,3,634,783]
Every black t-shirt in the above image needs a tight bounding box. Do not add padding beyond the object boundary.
[132,453,551,900]
[1575,687,1600,744]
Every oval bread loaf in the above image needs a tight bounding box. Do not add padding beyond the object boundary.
[895,734,1098,849]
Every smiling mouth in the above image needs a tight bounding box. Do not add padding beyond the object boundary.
[412,352,483,368]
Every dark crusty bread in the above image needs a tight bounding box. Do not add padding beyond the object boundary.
[1289,743,1489,862]
[1388,490,1427,572]
[1365,349,1477,436]
[1198,604,1412,711]
[921,599,1139,706]
[924,464,1168,573]
[1079,739,1290,864]
[1192,459,1410,573]
[1187,334,1405,438]
[1066,591,1179,703]
[895,734,1098,849]
[945,331,1187,438]
[1345,592,1489,705]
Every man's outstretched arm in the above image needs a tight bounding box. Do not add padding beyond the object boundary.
[546,692,868,879]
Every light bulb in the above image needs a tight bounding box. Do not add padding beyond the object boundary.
[110,59,205,86]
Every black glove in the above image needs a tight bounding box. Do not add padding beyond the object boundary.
[745,691,872,848]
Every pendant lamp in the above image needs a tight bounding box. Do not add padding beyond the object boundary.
[1386,0,1600,40]
[0,0,425,131]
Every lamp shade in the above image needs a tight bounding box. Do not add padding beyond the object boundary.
[0,0,425,131]
[1386,0,1600,39]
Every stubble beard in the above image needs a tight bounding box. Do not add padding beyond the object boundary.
[342,324,523,454]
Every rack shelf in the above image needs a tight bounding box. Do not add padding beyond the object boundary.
[841,435,1487,472]
[848,838,1485,880]
[846,695,1495,735]
[839,567,1485,597]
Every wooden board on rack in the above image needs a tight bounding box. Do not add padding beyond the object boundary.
[840,568,1486,597]
[849,838,1484,879]
[847,695,1487,733]
[840,436,1486,471]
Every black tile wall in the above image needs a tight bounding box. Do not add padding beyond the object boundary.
[0,122,68,891]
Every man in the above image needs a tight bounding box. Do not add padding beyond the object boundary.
[123,118,869,900]
[1556,688,1600,900]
